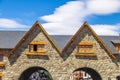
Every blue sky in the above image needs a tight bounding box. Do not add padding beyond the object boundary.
[0,0,120,35]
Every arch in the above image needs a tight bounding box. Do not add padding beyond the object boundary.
[71,67,102,80]
[116,76,120,80]
[19,66,53,80]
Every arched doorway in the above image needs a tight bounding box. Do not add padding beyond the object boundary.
[70,67,102,80]
[116,76,120,80]
[19,67,53,80]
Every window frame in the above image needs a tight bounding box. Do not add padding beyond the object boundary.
[77,45,93,54]
[0,51,4,67]
[26,41,47,56]
[115,44,120,53]
[0,73,4,79]
[75,42,96,57]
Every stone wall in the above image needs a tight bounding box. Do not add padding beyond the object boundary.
[2,25,120,80]
[0,49,11,77]
[63,26,119,80]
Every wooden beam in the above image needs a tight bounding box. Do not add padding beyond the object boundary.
[0,73,4,76]
[26,52,47,56]
[75,53,96,57]
[29,41,47,45]
[78,42,94,46]
[0,62,4,67]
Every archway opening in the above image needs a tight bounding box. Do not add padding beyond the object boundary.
[70,67,102,80]
[116,76,120,80]
[19,67,53,80]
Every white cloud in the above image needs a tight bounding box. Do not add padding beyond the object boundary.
[92,24,120,35]
[40,0,120,35]
[41,1,88,35]
[87,0,120,15]
[42,22,78,35]
[41,1,87,23]
[0,18,28,28]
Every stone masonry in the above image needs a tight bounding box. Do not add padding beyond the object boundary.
[1,22,120,80]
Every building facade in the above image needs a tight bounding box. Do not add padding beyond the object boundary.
[0,21,120,80]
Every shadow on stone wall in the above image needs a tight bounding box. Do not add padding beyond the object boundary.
[27,56,49,60]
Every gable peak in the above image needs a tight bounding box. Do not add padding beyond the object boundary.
[83,21,88,25]
[35,20,40,25]
[62,22,116,59]
[8,21,61,57]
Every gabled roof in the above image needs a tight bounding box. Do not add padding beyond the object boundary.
[100,36,120,54]
[0,32,119,54]
[0,31,72,50]
[0,22,119,59]
[8,21,61,57]
[62,22,116,59]
[51,35,72,49]
[0,31,26,49]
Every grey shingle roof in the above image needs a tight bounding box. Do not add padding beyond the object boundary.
[100,36,120,54]
[51,35,72,49]
[0,31,119,54]
[0,31,26,49]
[0,31,72,49]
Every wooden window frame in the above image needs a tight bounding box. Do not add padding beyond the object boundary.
[0,55,4,67]
[115,44,120,53]
[0,73,4,79]
[75,42,96,57]
[26,41,47,56]
[77,45,93,54]
[0,62,4,67]
[0,51,5,55]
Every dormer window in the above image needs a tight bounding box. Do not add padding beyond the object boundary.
[115,45,120,53]
[75,42,96,57]
[111,40,120,53]
[26,41,47,56]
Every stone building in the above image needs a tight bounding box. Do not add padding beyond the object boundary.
[0,21,120,80]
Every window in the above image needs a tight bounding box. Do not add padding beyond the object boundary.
[33,45,37,51]
[111,40,120,53]
[29,42,46,52]
[0,51,4,67]
[0,56,3,62]
[0,73,4,80]
[29,44,45,53]
[75,42,96,57]
[77,42,94,53]
[115,45,120,53]
[78,45,93,53]
[0,50,4,55]
[0,54,4,67]
[26,41,47,56]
